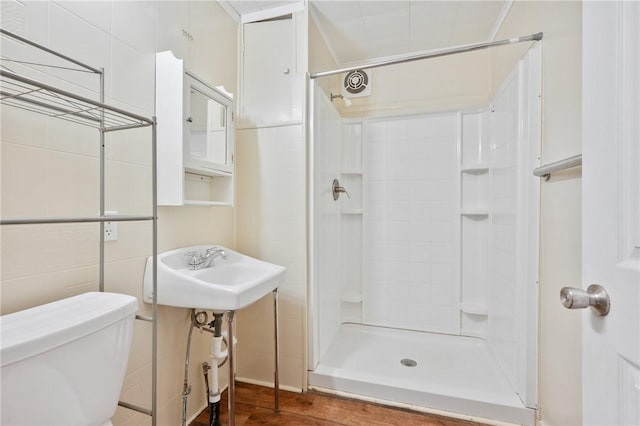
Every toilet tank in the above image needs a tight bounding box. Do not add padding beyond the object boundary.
[1,292,138,426]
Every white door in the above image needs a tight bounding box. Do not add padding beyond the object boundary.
[582,2,640,425]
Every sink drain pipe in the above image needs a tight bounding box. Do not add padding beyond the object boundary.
[206,313,226,426]
[181,311,229,426]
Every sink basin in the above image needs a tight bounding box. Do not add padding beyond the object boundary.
[143,245,286,311]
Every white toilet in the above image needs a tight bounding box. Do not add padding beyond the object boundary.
[1,292,138,426]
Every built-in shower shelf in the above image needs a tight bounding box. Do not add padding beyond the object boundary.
[461,165,489,174]
[460,303,488,316]
[340,170,362,175]
[341,291,362,303]
[461,209,489,216]
[341,209,363,215]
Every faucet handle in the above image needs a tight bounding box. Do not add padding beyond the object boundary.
[185,251,201,265]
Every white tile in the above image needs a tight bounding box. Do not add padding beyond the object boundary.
[367,180,387,201]
[368,161,387,180]
[387,139,409,161]
[23,0,49,45]
[408,281,430,299]
[387,119,411,141]
[388,200,409,221]
[431,263,454,285]
[430,243,454,263]
[367,221,388,242]
[429,180,456,202]
[55,1,111,33]
[409,159,429,180]
[1,106,48,148]
[367,200,387,221]
[429,222,454,242]
[368,140,388,161]
[428,159,456,179]
[409,138,430,160]
[408,242,429,262]
[366,121,388,141]
[386,180,409,201]
[387,221,410,241]
[387,160,410,180]
[49,3,110,90]
[1,0,26,35]
[45,151,100,217]
[430,138,457,159]
[112,1,156,54]
[407,221,429,242]
[409,201,430,222]
[105,160,152,216]
[408,180,430,201]
[110,39,155,114]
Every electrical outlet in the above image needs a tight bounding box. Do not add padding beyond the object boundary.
[104,210,118,242]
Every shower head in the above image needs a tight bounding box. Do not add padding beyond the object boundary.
[330,92,352,108]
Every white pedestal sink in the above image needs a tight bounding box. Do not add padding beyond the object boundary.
[142,245,286,312]
[142,245,285,426]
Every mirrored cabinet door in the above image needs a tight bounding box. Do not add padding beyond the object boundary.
[185,72,233,174]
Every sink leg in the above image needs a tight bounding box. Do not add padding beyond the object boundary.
[273,289,280,412]
[226,310,235,426]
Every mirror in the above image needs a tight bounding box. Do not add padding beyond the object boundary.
[185,73,233,174]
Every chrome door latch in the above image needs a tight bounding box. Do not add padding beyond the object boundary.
[560,284,611,316]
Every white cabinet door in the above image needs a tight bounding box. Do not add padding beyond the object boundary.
[582,2,640,425]
[240,18,296,127]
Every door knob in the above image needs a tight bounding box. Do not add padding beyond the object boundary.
[560,284,610,316]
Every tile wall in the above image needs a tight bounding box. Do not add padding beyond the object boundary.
[363,113,460,333]
[0,1,237,424]
[235,124,307,389]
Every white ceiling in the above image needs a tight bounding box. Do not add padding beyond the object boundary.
[225,1,511,66]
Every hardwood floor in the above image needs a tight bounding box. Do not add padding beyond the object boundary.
[191,382,486,426]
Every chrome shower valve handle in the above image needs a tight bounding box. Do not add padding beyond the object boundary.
[332,179,351,201]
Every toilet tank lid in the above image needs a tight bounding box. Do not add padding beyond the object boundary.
[1,292,138,367]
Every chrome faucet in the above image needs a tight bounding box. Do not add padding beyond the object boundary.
[202,247,228,268]
[185,247,228,270]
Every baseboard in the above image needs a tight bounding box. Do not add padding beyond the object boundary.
[187,402,208,425]
[235,376,303,393]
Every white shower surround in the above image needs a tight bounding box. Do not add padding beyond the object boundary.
[363,112,460,334]
[309,45,540,424]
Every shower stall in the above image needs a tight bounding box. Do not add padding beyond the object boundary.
[308,44,541,425]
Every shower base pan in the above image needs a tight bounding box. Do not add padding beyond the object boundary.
[308,323,534,425]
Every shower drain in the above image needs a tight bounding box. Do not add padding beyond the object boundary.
[400,358,417,367]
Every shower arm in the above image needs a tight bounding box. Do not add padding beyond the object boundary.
[310,32,543,79]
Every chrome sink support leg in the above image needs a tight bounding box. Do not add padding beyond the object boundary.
[226,310,235,426]
[273,289,280,412]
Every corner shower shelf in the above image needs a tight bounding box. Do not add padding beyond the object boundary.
[461,209,489,216]
[341,291,362,303]
[461,165,489,174]
[460,303,488,316]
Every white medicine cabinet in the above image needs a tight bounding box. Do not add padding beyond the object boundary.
[156,51,234,206]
